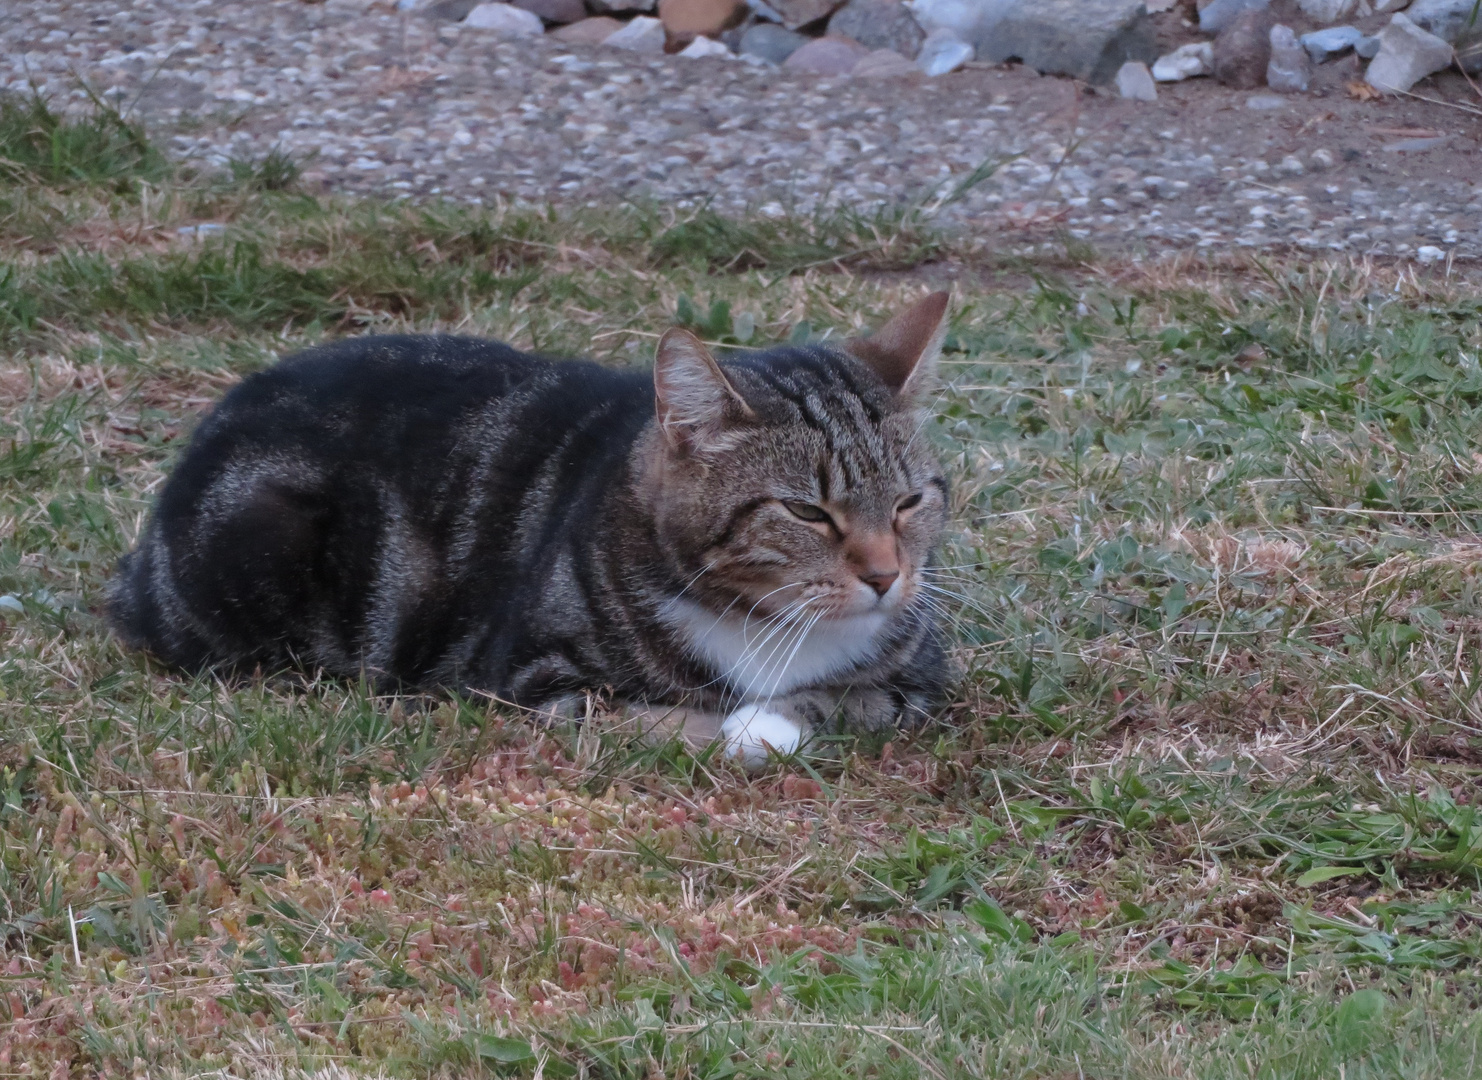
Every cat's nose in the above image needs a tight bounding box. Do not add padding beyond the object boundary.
[860,569,899,597]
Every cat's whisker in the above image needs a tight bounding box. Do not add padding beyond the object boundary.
[739,582,809,635]
[916,581,1004,626]
[758,609,826,709]
[671,563,715,604]
[740,592,812,648]
[677,600,809,702]
[723,597,821,709]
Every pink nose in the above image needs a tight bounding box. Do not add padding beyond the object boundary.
[860,570,899,597]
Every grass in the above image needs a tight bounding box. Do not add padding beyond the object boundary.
[2,96,1482,1078]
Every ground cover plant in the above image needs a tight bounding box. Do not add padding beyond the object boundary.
[2,96,1482,1078]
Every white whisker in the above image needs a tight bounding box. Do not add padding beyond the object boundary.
[760,609,825,709]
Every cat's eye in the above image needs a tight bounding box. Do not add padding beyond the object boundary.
[896,492,924,512]
[783,501,833,525]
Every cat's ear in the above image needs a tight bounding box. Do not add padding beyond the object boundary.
[654,328,754,450]
[844,291,950,398]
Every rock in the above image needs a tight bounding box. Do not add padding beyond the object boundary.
[782,33,872,71]
[1198,0,1267,33]
[1152,40,1214,79]
[659,0,748,45]
[549,14,624,39]
[1115,59,1158,98]
[1276,153,1305,174]
[1310,147,1337,168]
[513,0,587,22]
[1405,0,1476,40]
[1267,24,1311,89]
[679,33,738,53]
[463,2,547,34]
[1366,11,1455,91]
[1416,244,1446,262]
[1297,0,1370,23]
[1245,91,1287,105]
[1214,8,1275,88]
[589,0,657,13]
[852,47,922,74]
[739,21,811,59]
[1300,25,1365,60]
[908,0,1016,40]
[916,27,975,72]
[746,0,786,17]
[427,0,481,18]
[831,0,926,57]
[1373,0,1409,10]
[604,13,669,48]
[768,0,848,29]
[1407,0,1482,69]
[976,0,1158,84]
[1357,33,1382,55]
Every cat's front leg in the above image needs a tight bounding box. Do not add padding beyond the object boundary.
[721,686,929,765]
[719,703,809,765]
[608,701,803,764]
[618,688,921,767]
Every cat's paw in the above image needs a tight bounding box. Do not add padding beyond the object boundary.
[721,704,803,766]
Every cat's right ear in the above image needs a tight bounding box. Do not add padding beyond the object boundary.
[654,328,754,452]
[843,291,950,399]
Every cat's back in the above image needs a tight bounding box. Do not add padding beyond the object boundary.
[174,335,650,486]
[113,333,656,679]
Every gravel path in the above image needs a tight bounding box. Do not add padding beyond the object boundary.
[9,0,1482,260]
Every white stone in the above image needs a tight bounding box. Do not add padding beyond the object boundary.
[1407,0,1478,41]
[463,2,546,35]
[1298,0,1371,22]
[1152,41,1214,80]
[907,0,1016,39]
[1416,244,1446,262]
[722,705,804,765]
[1310,147,1336,168]
[604,14,667,51]
[916,28,975,74]
[679,35,736,57]
[1300,24,1367,60]
[1267,24,1311,90]
[1374,0,1410,9]
[1198,0,1268,32]
[1115,59,1158,100]
[1366,11,1455,92]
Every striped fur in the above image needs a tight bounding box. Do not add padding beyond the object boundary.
[108,297,952,748]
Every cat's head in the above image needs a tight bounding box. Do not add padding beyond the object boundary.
[645,292,950,624]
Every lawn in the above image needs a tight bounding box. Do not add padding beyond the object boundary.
[2,96,1482,1079]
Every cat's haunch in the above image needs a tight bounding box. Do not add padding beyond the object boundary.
[107,293,953,763]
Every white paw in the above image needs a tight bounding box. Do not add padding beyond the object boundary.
[721,705,803,766]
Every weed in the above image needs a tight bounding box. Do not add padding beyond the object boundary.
[0,93,165,189]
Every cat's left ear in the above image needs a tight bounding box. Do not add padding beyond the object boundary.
[843,291,950,399]
[654,328,755,451]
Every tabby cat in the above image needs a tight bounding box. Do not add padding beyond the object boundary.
[107,293,953,763]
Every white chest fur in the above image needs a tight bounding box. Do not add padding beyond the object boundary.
[662,598,887,700]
